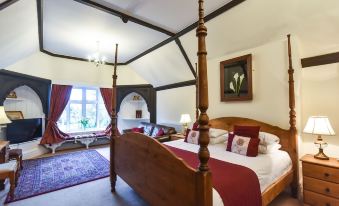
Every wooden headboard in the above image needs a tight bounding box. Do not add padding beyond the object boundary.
[209,117,293,158]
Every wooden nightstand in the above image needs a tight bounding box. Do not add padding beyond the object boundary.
[301,154,339,206]
[170,133,185,141]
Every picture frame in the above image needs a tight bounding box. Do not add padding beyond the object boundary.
[6,111,24,120]
[220,54,253,102]
[7,91,17,99]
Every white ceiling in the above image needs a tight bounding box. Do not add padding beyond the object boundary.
[0,0,39,68]
[92,0,232,32]
[1,0,339,87]
[43,0,169,63]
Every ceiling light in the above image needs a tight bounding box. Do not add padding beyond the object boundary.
[88,41,106,67]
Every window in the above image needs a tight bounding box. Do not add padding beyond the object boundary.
[58,87,110,133]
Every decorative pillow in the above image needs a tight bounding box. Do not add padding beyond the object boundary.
[184,129,191,142]
[234,125,260,139]
[132,127,144,133]
[259,143,282,154]
[226,134,260,157]
[209,133,228,145]
[259,132,280,145]
[156,128,165,136]
[192,121,199,131]
[186,130,199,145]
[143,125,154,136]
[209,128,228,138]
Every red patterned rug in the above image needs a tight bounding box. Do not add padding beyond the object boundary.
[5,150,110,203]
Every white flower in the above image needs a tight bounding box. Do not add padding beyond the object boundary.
[239,74,245,82]
[230,82,235,92]
[233,73,239,80]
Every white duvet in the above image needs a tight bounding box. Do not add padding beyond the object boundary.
[164,139,292,206]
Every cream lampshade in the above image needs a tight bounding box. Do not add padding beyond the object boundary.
[303,116,335,160]
[0,106,11,127]
[180,114,192,134]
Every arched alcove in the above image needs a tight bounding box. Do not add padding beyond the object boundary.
[118,92,150,132]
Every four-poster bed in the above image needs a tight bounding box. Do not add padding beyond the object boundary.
[109,1,298,205]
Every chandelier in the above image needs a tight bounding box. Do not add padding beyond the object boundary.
[88,41,106,67]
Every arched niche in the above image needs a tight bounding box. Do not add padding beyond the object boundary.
[0,70,51,115]
[117,92,150,132]
[4,85,45,119]
[116,84,156,123]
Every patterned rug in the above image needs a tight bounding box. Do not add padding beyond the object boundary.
[5,150,110,203]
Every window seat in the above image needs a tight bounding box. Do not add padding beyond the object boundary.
[44,132,109,154]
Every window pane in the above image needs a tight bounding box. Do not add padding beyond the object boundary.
[70,88,82,101]
[70,103,82,131]
[57,109,67,132]
[86,104,97,129]
[86,89,97,101]
[98,103,110,129]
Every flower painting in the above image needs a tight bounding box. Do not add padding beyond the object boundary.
[220,54,253,101]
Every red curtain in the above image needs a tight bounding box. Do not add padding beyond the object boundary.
[40,84,73,144]
[100,88,113,136]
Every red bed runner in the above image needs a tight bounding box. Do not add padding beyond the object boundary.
[166,145,262,206]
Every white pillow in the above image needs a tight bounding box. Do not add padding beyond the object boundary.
[259,132,280,145]
[209,133,228,145]
[209,128,228,138]
[258,143,282,154]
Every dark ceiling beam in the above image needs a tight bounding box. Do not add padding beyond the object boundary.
[36,0,125,65]
[175,39,196,78]
[0,0,19,11]
[125,0,246,64]
[41,50,126,66]
[301,52,339,68]
[73,0,175,37]
[155,80,196,91]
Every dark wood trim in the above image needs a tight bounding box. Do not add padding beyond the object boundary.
[0,0,19,11]
[73,0,174,37]
[301,52,339,68]
[41,49,127,66]
[36,0,43,50]
[175,39,196,78]
[154,80,196,91]
[117,84,153,89]
[126,0,246,64]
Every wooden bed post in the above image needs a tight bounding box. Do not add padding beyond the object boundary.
[287,34,299,197]
[195,62,199,120]
[196,1,212,206]
[110,43,118,193]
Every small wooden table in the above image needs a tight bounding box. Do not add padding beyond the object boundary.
[300,154,339,206]
[0,140,9,190]
[170,133,185,141]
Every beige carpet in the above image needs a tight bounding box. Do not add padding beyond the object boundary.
[1,147,303,206]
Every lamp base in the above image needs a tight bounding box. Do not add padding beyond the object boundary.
[314,148,329,160]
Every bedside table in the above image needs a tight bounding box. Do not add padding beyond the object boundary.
[301,154,339,206]
[170,133,185,141]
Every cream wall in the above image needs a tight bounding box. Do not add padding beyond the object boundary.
[301,64,339,158]
[4,52,148,87]
[157,38,301,131]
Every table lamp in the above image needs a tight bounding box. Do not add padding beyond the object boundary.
[180,114,192,134]
[303,116,335,160]
[0,106,11,126]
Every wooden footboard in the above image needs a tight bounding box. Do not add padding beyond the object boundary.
[112,133,212,206]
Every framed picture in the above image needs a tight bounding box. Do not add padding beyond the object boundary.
[6,111,24,120]
[7,91,17,99]
[220,54,253,102]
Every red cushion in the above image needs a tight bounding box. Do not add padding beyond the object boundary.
[132,127,144,133]
[233,125,260,139]
[192,122,199,131]
[184,129,191,142]
[156,128,165,136]
[226,134,260,157]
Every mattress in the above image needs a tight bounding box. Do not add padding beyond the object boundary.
[164,139,292,206]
